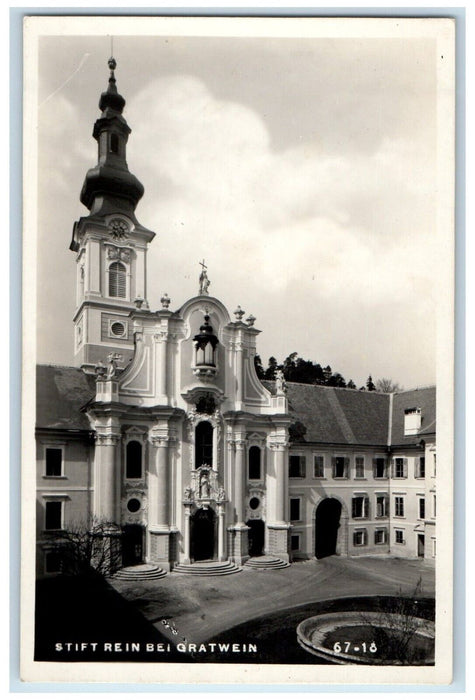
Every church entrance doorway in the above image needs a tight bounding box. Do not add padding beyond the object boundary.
[247,519,265,557]
[315,498,342,559]
[122,524,144,567]
[191,507,216,561]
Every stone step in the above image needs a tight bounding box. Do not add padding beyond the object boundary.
[173,560,242,576]
[111,564,168,581]
[244,555,290,570]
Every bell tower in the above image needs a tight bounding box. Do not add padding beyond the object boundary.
[70,57,155,374]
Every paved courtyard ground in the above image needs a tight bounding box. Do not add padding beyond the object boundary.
[109,556,435,646]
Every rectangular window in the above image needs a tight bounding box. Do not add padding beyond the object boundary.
[376,494,389,518]
[393,458,406,478]
[355,457,365,478]
[352,495,369,519]
[394,496,405,517]
[333,456,349,479]
[415,457,426,478]
[432,538,436,557]
[433,454,437,476]
[45,501,62,530]
[374,528,387,545]
[419,498,425,519]
[291,534,300,551]
[45,448,62,477]
[313,455,324,478]
[290,498,301,521]
[289,455,306,478]
[45,551,62,574]
[433,494,436,518]
[373,457,387,478]
[353,529,367,547]
[395,529,405,544]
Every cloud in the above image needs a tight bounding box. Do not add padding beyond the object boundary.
[37,68,436,387]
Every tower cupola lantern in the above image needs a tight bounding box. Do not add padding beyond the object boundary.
[193,314,219,377]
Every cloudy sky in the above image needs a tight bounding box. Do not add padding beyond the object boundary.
[35,24,440,389]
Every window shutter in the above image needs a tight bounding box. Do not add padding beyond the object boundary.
[414,457,419,478]
[364,496,370,519]
[352,499,357,518]
[344,457,349,478]
[372,458,377,478]
[391,459,395,478]
[331,456,336,477]
[384,495,389,516]
[403,458,408,478]
[300,456,306,478]
[363,530,367,545]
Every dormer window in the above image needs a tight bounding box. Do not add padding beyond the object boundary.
[404,407,421,435]
[193,315,219,378]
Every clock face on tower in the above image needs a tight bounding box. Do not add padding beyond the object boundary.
[108,218,129,240]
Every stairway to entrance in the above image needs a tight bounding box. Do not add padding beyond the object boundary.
[244,555,290,570]
[110,563,168,581]
[173,560,241,576]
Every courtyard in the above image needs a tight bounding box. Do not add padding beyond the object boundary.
[109,556,435,648]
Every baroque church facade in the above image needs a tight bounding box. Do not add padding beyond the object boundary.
[36,60,436,577]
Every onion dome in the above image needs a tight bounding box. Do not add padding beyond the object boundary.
[79,57,144,213]
[98,57,126,115]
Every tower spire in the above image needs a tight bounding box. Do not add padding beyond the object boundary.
[77,57,143,218]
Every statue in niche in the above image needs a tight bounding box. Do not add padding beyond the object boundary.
[184,486,193,502]
[199,470,211,499]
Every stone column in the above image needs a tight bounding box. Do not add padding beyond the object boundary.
[183,502,192,564]
[217,501,226,561]
[234,438,246,526]
[94,433,121,523]
[274,444,286,525]
[267,438,290,562]
[93,432,121,574]
[149,436,169,529]
[148,431,174,569]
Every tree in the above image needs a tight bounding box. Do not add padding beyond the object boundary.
[347,379,356,389]
[264,356,279,380]
[254,354,265,379]
[366,375,376,391]
[375,377,403,393]
[46,517,123,576]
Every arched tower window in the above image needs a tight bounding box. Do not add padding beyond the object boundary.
[126,440,142,479]
[109,261,127,298]
[110,133,119,154]
[195,421,213,469]
[249,446,261,480]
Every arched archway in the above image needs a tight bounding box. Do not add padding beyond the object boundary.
[315,498,342,559]
[191,507,216,561]
[247,519,265,557]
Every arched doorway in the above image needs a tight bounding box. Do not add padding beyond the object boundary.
[247,519,265,557]
[191,507,216,561]
[315,498,342,559]
[122,524,144,567]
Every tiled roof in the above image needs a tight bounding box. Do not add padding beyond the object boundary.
[36,364,96,431]
[263,381,390,446]
[391,386,436,446]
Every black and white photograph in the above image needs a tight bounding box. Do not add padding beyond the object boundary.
[21,15,455,685]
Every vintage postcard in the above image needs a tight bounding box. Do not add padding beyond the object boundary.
[21,15,455,685]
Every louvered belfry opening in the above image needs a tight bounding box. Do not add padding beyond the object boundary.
[109,261,126,298]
